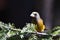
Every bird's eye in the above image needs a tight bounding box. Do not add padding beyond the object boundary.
[34,14,37,16]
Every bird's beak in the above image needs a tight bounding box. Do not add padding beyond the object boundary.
[30,14,35,17]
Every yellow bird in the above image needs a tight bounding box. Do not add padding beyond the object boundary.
[30,12,45,32]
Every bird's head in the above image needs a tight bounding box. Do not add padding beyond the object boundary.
[30,12,40,18]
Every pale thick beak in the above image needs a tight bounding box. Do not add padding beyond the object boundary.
[30,14,35,17]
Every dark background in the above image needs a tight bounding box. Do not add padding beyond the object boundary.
[0,0,60,29]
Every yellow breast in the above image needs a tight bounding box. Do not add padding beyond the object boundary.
[35,18,45,32]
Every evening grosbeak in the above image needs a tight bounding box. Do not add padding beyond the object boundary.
[30,12,45,32]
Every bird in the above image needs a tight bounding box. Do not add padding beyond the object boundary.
[30,12,45,32]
